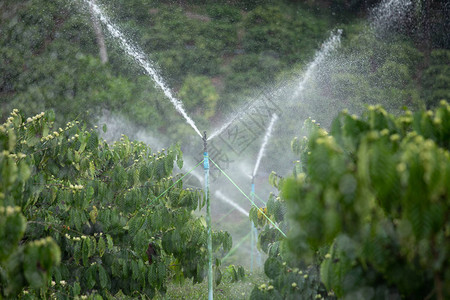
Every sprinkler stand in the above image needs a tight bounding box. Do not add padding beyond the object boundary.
[203,131,213,300]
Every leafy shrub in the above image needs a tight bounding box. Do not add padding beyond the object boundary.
[284,102,450,299]
[0,109,232,298]
[248,188,334,299]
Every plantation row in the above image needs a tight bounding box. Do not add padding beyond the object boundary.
[0,110,231,299]
[249,101,450,299]
[1,101,450,299]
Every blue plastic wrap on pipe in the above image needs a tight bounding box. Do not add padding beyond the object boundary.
[203,152,209,169]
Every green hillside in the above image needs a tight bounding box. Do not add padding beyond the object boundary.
[2,0,447,140]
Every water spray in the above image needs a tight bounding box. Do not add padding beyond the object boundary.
[203,131,213,300]
[208,107,248,141]
[209,30,341,141]
[215,191,249,217]
[252,114,278,178]
[250,113,278,271]
[292,30,342,99]
[83,0,203,138]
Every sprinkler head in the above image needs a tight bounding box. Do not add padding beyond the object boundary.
[203,131,208,152]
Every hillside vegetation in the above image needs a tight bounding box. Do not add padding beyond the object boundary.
[1,0,448,140]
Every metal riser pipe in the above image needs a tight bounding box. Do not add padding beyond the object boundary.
[203,131,213,300]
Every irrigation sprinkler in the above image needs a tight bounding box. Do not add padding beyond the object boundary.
[85,0,290,290]
[203,131,213,300]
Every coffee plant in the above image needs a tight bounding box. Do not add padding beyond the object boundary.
[284,101,450,299]
[0,110,232,299]
[248,175,334,299]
